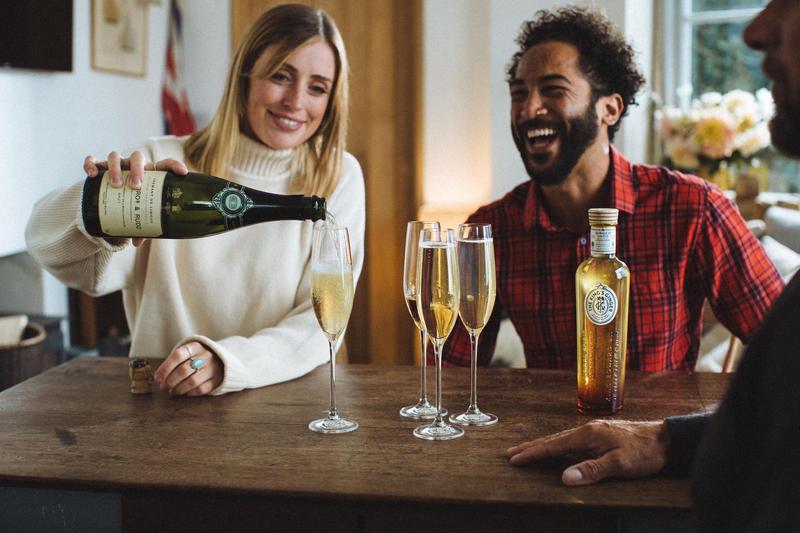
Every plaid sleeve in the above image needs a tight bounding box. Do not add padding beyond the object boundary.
[441,314,472,367]
[441,296,504,367]
[692,186,784,342]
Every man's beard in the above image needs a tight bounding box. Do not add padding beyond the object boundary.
[769,103,800,158]
[513,102,600,186]
[762,56,800,158]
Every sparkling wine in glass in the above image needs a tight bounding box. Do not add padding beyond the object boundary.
[413,228,463,440]
[308,224,358,434]
[400,220,444,419]
[450,223,498,426]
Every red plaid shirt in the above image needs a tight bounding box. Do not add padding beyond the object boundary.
[442,147,784,371]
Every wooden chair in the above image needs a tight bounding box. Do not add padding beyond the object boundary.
[722,336,744,373]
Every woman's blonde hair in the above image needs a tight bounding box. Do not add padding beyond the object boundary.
[183,3,349,198]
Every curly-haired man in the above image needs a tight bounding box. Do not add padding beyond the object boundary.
[443,6,783,372]
[506,2,800,529]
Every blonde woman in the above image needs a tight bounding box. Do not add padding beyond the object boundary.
[26,4,365,396]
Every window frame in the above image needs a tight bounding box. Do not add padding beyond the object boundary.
[661,0,764,108]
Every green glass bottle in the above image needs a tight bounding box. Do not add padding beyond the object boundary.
[82,170,326,239]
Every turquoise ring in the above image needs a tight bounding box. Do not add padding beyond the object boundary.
[189,357,205,372]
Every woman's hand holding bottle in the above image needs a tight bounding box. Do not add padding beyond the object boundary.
[82,150,189,246]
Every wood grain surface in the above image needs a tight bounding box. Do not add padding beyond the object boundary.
[0,357,727,515]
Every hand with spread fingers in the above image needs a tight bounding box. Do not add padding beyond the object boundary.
[83,151,189,247]
[506,420,671,486]
[154,342,224,396]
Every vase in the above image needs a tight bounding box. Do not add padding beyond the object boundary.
[696,161,732,191]
[733,159,769,220]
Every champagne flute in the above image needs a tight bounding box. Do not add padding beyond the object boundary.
[308,224,358,434]
[413,228,463,440]
[400,220,444,419]
[450,223,498,426]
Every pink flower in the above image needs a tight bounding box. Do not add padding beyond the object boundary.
[666,139,700,169]
[692,109,736,159]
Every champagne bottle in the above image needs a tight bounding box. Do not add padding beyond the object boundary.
[81,170,326,239]
[575,208,630,415]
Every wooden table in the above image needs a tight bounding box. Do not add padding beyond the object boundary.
[0,357,727,532]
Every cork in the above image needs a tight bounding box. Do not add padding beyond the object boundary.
[129,358,153,394]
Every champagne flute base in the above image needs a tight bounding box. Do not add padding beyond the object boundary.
[449,410,498,426]
[308,416,358,434]
[400,402,447,419]
[413,420,464,441]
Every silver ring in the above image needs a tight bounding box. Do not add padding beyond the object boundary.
[183,345,193,358]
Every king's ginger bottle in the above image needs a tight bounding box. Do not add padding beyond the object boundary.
[575,208,630,415]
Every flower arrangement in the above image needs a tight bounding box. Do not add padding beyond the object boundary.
[656,88,774,182]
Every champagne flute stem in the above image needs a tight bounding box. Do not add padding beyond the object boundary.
[468,331,480,411]
[418,328,429,403]
[434,341,444,424]
[328,340,339,419]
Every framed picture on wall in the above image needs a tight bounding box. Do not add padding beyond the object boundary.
[91,0,148,77]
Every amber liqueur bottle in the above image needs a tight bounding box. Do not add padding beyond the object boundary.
[82,170,326,239]
[575,208,630,415]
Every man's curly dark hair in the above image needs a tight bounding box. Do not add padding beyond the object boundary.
[506,6,645,141]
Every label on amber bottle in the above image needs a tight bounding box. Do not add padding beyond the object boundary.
[98,171,165,237]
[590,227,615,255]
[584,282,618,326]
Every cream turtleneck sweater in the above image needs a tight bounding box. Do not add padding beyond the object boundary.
[26,134,365,395]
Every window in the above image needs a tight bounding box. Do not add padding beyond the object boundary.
[663,0,798,192]
[663,0,767,101]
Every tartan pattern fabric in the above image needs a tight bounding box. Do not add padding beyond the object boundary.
[442,147,784,371]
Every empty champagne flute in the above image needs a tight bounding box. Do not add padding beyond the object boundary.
[400,220,443,419]
[450,223,498,426]
[308,224,358,434]
[413,228,463,440]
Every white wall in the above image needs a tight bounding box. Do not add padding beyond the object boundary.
[0,0,230,316]
[422,0,492,210]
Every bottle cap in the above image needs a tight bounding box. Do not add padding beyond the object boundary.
[588,208,619,225]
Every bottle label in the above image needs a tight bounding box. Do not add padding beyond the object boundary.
[98,171,165,237]
[590,227,615,255]
[584,282,618,326]
[211,185,254,219]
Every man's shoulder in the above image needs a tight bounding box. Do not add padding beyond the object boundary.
[631,162,711,192]
[629,162,726,210]
[469,181,531,223]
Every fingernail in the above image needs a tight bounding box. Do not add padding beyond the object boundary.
[131,176,142,189]
[563,468,583,485]
[111,176,123,187]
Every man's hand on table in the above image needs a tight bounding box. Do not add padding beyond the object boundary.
[506,420,671,486]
